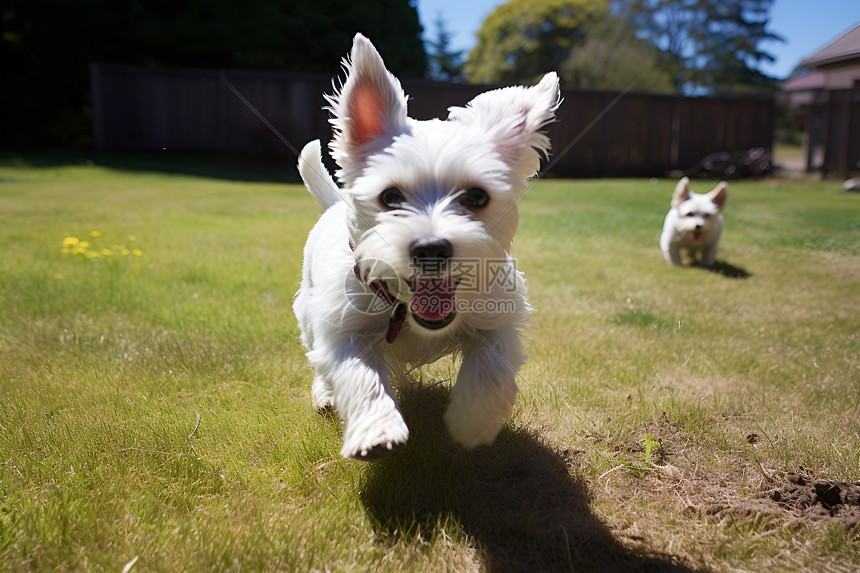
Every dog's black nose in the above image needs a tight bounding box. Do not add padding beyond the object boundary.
[410,239,453,262]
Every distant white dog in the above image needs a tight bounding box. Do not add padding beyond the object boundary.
[660,177,728,267]
[292,34,560,460]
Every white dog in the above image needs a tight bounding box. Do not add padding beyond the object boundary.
[659,177,728,267]
[292,34,560,460]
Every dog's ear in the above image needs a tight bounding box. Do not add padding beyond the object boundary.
[326,34,409,171]
[671,177,691,207]
[448,73,561,179]
[709,181,728,212]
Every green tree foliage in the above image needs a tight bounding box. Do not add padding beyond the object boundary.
[616,0,783,95]
[465,0,611,84]
[426,16,465,82]
[691,0,784,94]
[1,0,426,147]
[560,15,674,92]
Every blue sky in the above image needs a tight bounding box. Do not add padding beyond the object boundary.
[416,0,860,80]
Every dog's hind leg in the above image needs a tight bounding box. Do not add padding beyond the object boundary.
[663,243,683,267]
[311,375,334,410]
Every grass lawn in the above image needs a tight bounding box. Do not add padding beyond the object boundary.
[772,143,805,170]
[0,155,858,572]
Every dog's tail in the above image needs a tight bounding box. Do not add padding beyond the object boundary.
[298,140,342,209]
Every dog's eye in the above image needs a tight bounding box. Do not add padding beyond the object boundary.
[461,187,489,209]
[379,187,405,209]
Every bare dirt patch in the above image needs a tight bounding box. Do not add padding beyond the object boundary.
[584,413,860,571]
[764,472,860,525]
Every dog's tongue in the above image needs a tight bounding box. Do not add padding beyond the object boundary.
[693,231,702,242]
[411,276,455,322]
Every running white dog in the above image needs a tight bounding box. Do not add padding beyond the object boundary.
[659,177,728,267]
[293,34,560,460]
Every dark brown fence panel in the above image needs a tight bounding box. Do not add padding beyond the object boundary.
[848,83,860,175]
[801,81,860,177]
[676,98,727,168]
[546,92,608,175]
[400,78,487,120]
[825,90,851,175]
[91,63,774,177]
[92,64,333,155]
[811,86,860,177]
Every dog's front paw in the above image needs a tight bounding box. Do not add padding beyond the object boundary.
[444,400,508,450]
[311,375,334,410]
[341,408,409,461]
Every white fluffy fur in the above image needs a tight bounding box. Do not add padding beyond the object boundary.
[293,34,560,460]
[659,177,728,267]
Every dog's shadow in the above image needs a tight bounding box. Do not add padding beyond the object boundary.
[701,259,752,279]
[359,382,693,572]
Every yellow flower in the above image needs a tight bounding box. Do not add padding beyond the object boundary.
[61,232,140,261]
[54,273,64,279]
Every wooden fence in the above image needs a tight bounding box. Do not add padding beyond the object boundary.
[804,81,860,178]
[91,63,774,177]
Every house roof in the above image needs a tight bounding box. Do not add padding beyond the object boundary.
[782,71,825,92]
[800,23,860,68]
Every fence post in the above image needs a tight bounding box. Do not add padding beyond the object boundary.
[841,81,858,179]
[90,63,105,153]
[669,97,680,168]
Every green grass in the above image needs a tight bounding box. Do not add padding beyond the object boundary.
[1,156,858,571]
[773,142,805,168]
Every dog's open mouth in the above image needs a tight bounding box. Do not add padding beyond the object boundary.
[692,231,702,242]
[409,276,457,330]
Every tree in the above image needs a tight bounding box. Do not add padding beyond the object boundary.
[689,0,784,94]
[465,0,611,84]
[426,16,465,82]
[560,15,674,92]
[615,0,783,95]
[1,0,427,147]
